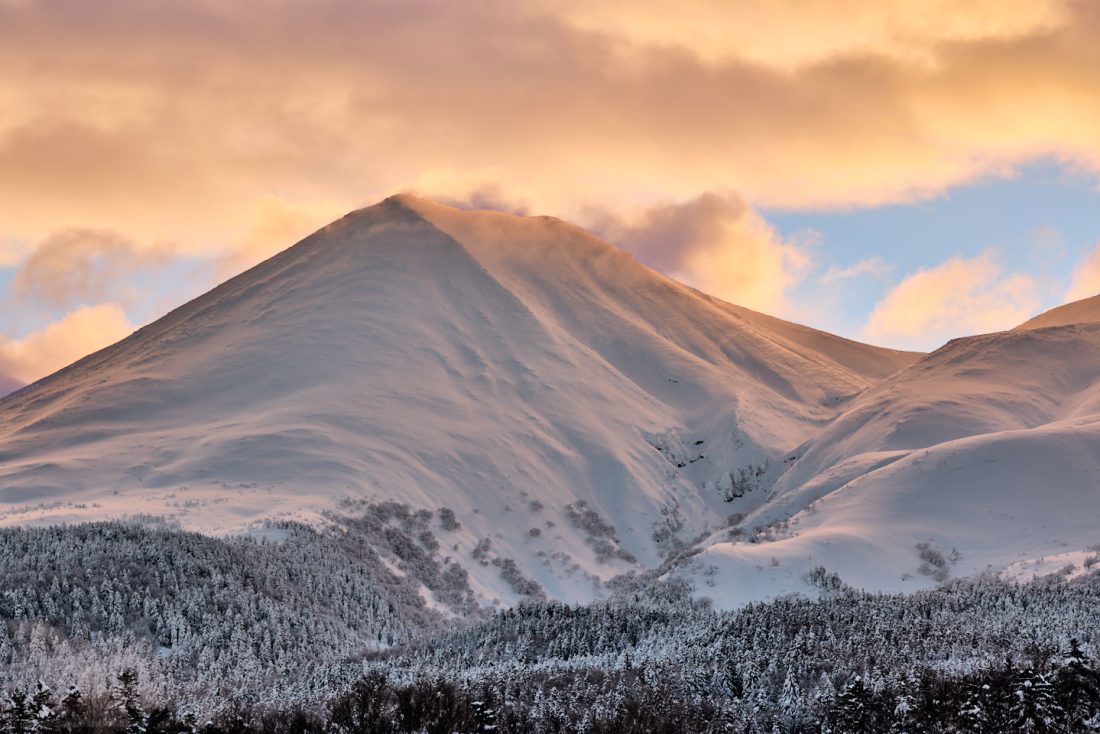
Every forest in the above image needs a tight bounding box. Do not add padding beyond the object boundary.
[2,518,1100,732]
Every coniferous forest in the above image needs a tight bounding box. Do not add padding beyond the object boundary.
[1,516,1100,732]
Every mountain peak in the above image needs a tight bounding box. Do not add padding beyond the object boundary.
[384,191,439,210]
[329,192,434,231]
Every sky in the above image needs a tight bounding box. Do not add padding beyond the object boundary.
[2,0,1100,382]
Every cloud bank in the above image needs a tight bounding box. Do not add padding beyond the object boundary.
[2,0,1100,246]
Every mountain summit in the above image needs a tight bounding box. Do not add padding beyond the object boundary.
[0,195,913,604]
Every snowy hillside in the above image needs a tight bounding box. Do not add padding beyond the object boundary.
[0,195,913,607]
[686,312,1100,606]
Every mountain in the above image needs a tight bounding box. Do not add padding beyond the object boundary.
[0,194,915,606]
[10,194,1093,611]
[689,301,1100,605]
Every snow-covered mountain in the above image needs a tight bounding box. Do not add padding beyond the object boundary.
[690,301,1100,605]
[0,195,913,606]
[3,193,1096,610]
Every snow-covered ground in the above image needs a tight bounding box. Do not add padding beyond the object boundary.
[683,316,1100,606]
[1,194,1097,609]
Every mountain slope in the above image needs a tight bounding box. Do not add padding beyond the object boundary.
[690,304,1100,605]
[0,194,914,606]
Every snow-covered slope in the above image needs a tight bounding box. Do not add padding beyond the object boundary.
[687,307,1100,606]
[0,195,914,607]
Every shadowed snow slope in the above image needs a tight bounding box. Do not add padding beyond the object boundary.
[689,308,1100,607]
[0,195,914,606]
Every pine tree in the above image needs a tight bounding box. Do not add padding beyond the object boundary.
[832,676,877,734]
[889,690,917,734]
[472,696,498,732]
[1053,638,1100,731]
[778,669,802,719]
[30,681,58,733]
[113,669,146,734]
[1011,669,1063,734]
[959,681,994,734]
[56,687,84,731]
[3,690,35,734]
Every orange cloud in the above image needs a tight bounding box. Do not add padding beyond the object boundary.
[0,0,1098,252]
[548,0,1067,68]
[864,250,1041,349]
[590,194,811,315]
[0,304,133,383]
